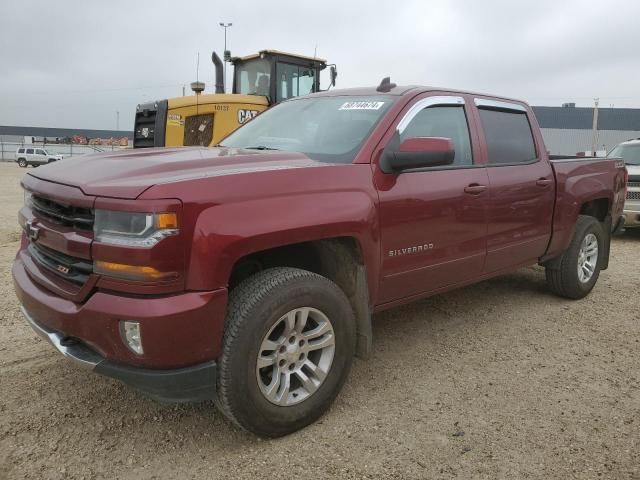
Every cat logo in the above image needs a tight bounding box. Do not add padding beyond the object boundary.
[238,109,259,125]
[57,265,70,274]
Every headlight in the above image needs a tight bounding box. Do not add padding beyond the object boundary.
[94,209,178,247]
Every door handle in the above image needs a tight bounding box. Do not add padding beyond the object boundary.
[536,178,553,187]
[464,184,487,195]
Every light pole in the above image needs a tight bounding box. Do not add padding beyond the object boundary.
[219,22,232,93]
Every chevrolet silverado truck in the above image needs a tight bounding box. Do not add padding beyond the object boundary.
[13,82,626,437]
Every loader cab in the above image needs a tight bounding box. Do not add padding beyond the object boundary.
[133,50,336,149]
[232,50,330,104]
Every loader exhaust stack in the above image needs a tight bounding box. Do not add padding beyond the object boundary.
[212,51,225,94]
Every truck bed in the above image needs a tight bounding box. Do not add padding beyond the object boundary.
[545,156,626,258]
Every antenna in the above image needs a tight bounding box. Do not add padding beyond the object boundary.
[313,44,317,59]
[376,77,396,93]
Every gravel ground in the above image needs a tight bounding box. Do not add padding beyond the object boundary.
[0,162,638,479]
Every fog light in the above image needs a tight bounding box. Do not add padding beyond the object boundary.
[120,321,143,355]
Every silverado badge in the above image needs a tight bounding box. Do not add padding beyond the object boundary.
[388,244,434,257]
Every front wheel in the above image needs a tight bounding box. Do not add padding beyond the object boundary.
[215,267,356,437]
[545,215,604,299]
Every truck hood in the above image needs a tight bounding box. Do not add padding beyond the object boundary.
[27,147,325,199]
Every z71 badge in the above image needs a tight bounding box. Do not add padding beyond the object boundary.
[388,244,434,257]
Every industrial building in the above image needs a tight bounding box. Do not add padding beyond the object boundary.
[0,125,133,144]
[532,105,640,156]
[0,126,134,161]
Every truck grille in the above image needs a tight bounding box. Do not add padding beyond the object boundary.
[134,100,167,148]
[627,191,640,201]
[31,194,94,230]
[627,181,640,189]
[28,242,93,286]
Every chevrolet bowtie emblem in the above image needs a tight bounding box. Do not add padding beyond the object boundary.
[25,220,40,241]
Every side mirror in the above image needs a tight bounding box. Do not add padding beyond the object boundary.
[380,136,455,173]
[329,65,337,87]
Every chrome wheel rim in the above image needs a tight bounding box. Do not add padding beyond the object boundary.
[256,307,335,406]
[577,233,598,283]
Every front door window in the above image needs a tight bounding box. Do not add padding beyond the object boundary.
[275,63,315,102]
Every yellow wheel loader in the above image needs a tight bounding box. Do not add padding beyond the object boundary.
[133,50,336,148]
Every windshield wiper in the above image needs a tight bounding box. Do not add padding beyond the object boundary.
[243,146,280,151]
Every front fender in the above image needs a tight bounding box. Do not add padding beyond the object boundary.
[186,190,381,300]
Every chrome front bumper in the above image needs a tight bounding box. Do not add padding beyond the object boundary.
[19,306,218,403]
[21,306,102,369]
[623,209,640,227]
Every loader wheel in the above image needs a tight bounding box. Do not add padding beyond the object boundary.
[18,159,27,168]
[215,267,356,437]
[545,215,604,299]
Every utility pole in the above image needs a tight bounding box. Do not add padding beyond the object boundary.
[116,111,120,131]
[591,98,599,156]
[219,22,232,93]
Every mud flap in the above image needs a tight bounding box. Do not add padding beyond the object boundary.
[352,264,372,359]
[601,215,612,271]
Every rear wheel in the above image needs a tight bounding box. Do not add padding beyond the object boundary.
[216,267,356,437]
[545,215,604,299]
[17,159,27,168]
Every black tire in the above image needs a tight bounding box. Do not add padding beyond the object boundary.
[17,159,27,168]
[545,215,604,299]
[216,267,356,437]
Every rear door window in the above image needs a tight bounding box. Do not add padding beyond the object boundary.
[478,106,537,164]
[26,149,34,154]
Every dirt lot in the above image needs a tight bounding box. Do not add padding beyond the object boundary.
[0,162,638,479]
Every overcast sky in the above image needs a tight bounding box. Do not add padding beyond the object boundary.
[1,0,639,131]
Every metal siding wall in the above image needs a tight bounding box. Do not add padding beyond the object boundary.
[539,128,640,155]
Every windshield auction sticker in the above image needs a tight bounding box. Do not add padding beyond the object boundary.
[339,101,385,110]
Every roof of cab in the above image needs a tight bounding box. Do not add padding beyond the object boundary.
[307,85,530,106]
[232,49,327,64]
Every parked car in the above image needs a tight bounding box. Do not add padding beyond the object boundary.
[608,139,640,228]
[13,82,626,437]
[15,147,63,168]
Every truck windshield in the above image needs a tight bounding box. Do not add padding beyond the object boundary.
[219,96,395,163]
[608,144,640,165]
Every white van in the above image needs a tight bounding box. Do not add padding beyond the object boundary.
[15,147,63,167]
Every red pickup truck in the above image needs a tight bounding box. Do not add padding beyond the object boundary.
[13,83,626,437]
